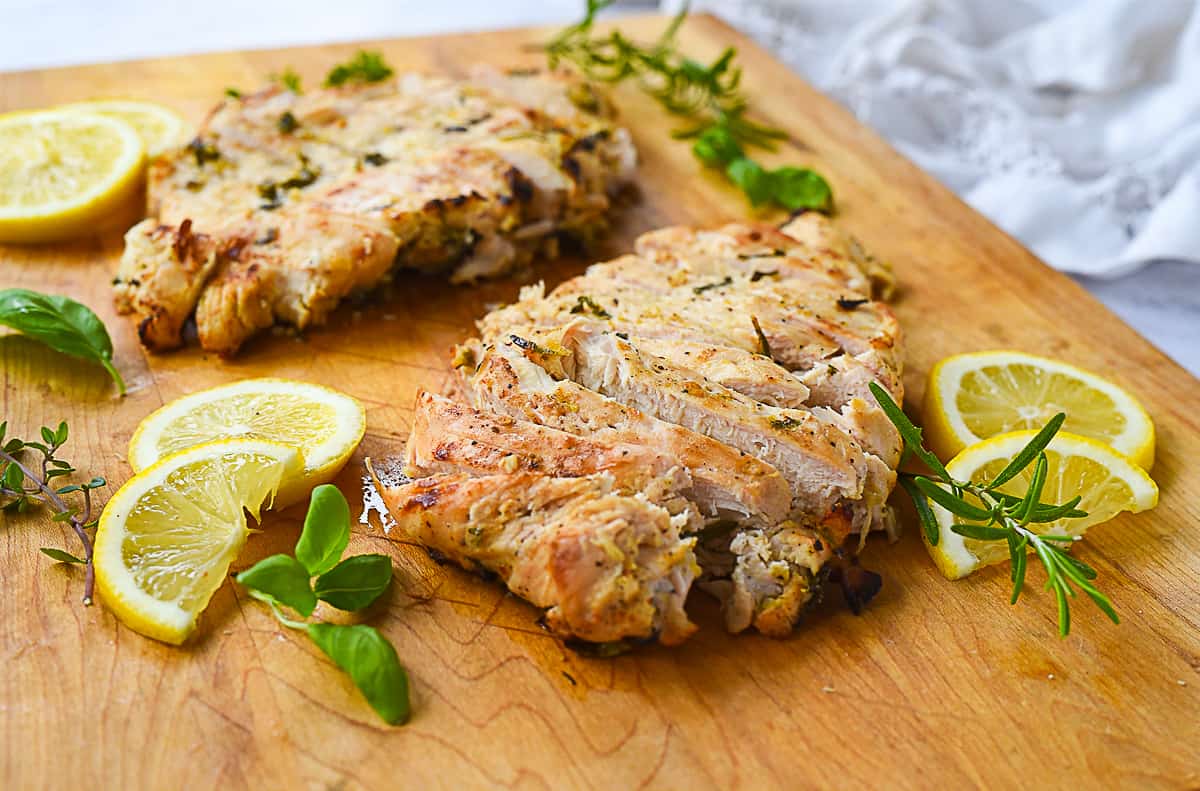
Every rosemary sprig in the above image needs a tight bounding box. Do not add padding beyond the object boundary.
[869,382,1117,637]
[542,1,832,212]
[0,420,107,604]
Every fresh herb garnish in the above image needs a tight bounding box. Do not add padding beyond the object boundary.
[0,420,107,604]
[257,155,321,209]
[363,152,388,167]
[274,68,303,93]
[187,137,220,167]
[0,289,125,394]
[236,484,409,724]
[693,276,732,294]
[569,295,611,318]
[224,87,243,99]
[325,50,394,87]
[750,315,771,358]
[869,382,1114,637]
[543,1,833,212]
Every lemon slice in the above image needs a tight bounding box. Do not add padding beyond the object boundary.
[128,378,366,509]
[61,99,188,157]
[0,109,146,243]
[924,431,1158,580]
[924,350,1156,470]
[95,439,302,644]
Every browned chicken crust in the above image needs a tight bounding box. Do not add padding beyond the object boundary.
[378,213,903,644]
[113,67,636,355]
[377,471,699,645]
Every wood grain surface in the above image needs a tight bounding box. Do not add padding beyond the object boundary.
[2,14,1198,791]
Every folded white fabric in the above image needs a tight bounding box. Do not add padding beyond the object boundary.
[665,0,1200,277]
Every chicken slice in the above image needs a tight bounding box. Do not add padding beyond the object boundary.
[521,321,870,528]
[376,471,699,645]
[466,339,793,526]
[629,223,872,295]
[779,211,895,299]
[113,220,221,350]
[405,390,693,504]
[619,335,812,409]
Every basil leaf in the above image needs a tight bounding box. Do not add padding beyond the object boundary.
[236,554,317,616]
[314,554,392,611]
[0,289,125,394]
[726,158,773,206]
[770,166,833,213]
[692,126,743,167]
[40,547,85,564]
[295,484,351,575]
[306,623,409,725]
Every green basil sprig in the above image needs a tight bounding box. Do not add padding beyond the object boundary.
[236,484,408,724]
[325,50,393,88]
[0,289,125,394]
[544,2,834,213]
[697,126,833,212]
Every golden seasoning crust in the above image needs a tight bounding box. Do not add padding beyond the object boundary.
[377,471,698,645]
[438,218,902,639]
[375,214,900,643]
[115,67,636,355]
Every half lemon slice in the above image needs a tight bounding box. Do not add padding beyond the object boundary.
[925,431,1159,580]
[924,350,1156,470]
[0,109,145,243]
[61,99,188,157]
[128,378,366,509]
[95,439,303,644]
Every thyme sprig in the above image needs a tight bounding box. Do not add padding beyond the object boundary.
[869,383,1118,637]
[0,421,107,604]
[543,1,832,212]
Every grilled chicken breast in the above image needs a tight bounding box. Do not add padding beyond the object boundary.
[114,67,636,355]
[376,470,699,645]
[378,212,902,644]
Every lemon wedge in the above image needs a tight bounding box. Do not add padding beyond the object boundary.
[61,99,188,157]
[95,439,302,644]
[924,431,1158,580]
[924,350,1156,470]
[0,109,146,243]
[128,378,366,509]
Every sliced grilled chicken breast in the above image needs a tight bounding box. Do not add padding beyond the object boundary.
[468,339,794,526]
[379,215,902,645]
[376,471,699,645]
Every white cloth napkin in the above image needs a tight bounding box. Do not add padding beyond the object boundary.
[664,0,1200,277]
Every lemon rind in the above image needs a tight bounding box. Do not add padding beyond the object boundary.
[924,429,1159,580]
[0,110,145,224]
[927,350,1156,469]
[95,438,302,644]
[128,378,366,473]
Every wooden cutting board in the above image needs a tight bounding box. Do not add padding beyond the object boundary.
[2,14,1198,790]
